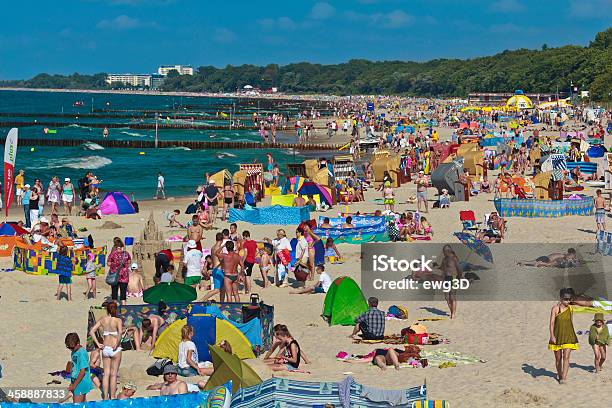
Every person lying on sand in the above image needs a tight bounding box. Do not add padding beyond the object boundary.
[372,348,402,370]
[517,248,577,267]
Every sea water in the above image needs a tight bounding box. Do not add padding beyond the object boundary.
[0,90,304,199]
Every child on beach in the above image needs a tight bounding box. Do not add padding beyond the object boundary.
[264,325,310,372]
[65,332,94,402]
[324,238,342,263]
[439,189,450,208]
[85,252,97,299]
[55,245,73,301]
[289,265,331,295]
[258,244,272,288]
[589,313,610,373]
[167,210,185,228]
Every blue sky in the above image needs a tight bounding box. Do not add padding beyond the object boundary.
[0,0,610,79]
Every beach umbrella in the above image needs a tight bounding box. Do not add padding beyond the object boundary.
[204,345,262,394]
[143,282,197,304]
[453,232,493,263]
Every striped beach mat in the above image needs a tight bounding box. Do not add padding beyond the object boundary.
[231,377,426,408]
[566,161,598,174]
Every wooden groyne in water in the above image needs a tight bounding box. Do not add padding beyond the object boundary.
[0,112,256,121]
[0,120,259,131]
[0,137,342,151]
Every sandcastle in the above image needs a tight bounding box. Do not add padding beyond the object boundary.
[133,212,164,285]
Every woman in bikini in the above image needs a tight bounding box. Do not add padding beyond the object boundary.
[548,288,579,384]
[89,302,123,400]
[302,223,321,280]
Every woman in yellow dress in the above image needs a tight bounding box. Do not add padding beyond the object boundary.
[548,288,579,384]
[423,149,431,174]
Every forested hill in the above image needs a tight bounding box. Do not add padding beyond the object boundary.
[2,28,610,101]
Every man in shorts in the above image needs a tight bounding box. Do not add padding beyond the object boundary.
[204,179,220,227]
[201,233,225,302]
[15,169,24,205]
[183,240,203,287]
[415,171,429,213]
[242,230,258,294]
[594,189,608,234]
[216,240,243,302]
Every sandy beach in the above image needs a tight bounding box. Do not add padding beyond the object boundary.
[1,119,611,407]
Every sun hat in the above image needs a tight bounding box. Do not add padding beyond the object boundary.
[408,323,428,334]
[594,312,605,322]
[187,240,197,249]
[40,216,49,224]
[24,184,30,188]
[65,178,70,182]
[163,364,178,375]
[122,380,137,391]
[209,179,216,184]
[130,262,139,270]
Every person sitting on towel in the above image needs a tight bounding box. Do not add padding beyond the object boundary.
[350,297,385,341]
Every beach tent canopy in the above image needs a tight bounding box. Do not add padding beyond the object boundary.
[0,222,29,257]
[322,276,368,326]
[99,192,135,215]
[152,314,255,362]
[143,282,197,304]
[204,345,262,394]
[298,182,333,207]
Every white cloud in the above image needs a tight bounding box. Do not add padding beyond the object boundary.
[257,16,297,30]
[489,0,525,12]
[345,9,413,29]
[310,2,335,20]
[569,0,612,18]
[96,15,156,30]
[385,10,413,28]
[213,28,237,43]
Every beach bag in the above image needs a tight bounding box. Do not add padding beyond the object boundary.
[293,262,309,282]
[388,305,409,319]
[405,332,429,345]
[105,253,125,286]
[146,359,171,376]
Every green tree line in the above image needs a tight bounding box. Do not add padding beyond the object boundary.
[2,28,610,101]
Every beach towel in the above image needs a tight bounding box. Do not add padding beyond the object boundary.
[420,349,485,367]
[361,384,410,406]
[314,240,325,266]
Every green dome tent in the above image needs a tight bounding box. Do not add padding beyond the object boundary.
[322,276,368,326]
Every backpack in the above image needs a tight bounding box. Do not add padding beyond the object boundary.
[146,359,171,376]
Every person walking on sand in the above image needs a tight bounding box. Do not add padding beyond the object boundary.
[62,177,75,215]
[55,245,74,301]
[382,181,395,212]
[48,176,61,215]
[64,333,94,403]
[415,171,429,213]
[15,169,25,205]
[107,238,131,306]
[89,302,123,400]
[548,288,579,384]
[589,313,610,373]
[594,189,608,235]
[156,172,166,200]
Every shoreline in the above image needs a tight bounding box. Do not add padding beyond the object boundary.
[0,87,338,102]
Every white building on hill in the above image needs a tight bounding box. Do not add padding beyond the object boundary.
[106,74,152,87]
[157,65,194,76]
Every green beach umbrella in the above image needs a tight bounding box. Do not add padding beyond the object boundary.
[204,345,262,394]
[143,282,197,304]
